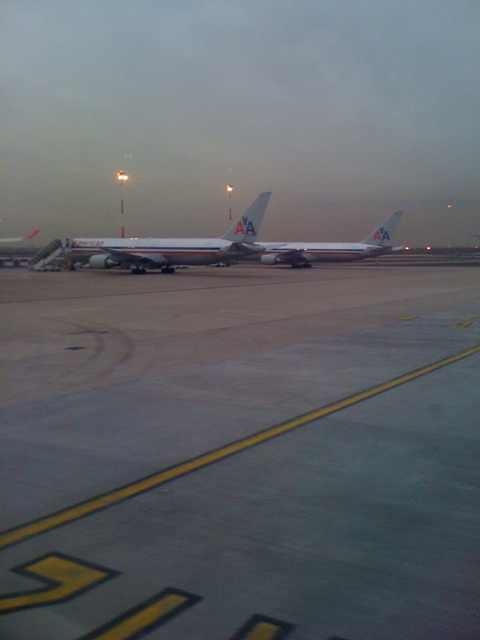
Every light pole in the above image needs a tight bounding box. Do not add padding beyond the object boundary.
[116,170,129,238]
[225,183,234,221]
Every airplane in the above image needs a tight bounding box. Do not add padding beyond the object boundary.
[69,192,272,273]
[256,210,403,267]
[0,227,40,244]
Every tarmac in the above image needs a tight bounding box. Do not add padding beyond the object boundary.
[1,264,480,639]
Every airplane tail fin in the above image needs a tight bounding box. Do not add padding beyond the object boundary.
[363,210,403,246]
[23,227,40,240]
[222,192,272,243]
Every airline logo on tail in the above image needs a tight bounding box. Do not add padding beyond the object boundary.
[373,226,391,242]
[234,216,256,236]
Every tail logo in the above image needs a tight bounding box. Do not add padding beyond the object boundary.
[373,226,391,241]
[234,216,256,236]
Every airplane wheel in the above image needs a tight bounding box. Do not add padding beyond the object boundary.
[304,262,312,268]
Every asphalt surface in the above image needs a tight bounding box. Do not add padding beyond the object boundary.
[1,264,479,639]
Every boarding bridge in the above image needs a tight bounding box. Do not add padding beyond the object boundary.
[29,238,64,271]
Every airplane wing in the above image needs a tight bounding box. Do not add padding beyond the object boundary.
[226,242,264,256]
[261,248,307,265]
[105,248,168,267]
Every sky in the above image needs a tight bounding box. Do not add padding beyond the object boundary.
[2,0,480,243]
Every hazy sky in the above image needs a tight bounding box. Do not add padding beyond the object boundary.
[2,1,480,243]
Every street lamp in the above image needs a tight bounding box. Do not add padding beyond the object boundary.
[116,170,129,238]
[225,184,235,220]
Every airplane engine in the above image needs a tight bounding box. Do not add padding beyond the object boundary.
[89,254,117,269]
[260,254,282,265]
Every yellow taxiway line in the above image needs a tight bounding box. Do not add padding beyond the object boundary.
[1,343,480,551]
[0,553,114,615]
[80,589,199,640]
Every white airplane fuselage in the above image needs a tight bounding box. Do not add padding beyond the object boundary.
[259,241,388,264]
[70,237,240,267]
[0,228,40,244]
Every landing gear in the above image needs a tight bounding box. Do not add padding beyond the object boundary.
[290,262,312,269]
[161,266,176,274]
[130,265,147,274]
